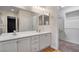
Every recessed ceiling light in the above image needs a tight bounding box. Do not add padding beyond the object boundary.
[11,9,15,11]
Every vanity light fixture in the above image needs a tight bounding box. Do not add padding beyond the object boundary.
[32,6,47,11]
[32,6,49,15]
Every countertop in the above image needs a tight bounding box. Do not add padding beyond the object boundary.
[0,31,51,42]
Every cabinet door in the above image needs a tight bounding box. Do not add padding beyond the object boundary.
[40,33,51,50]
[17,37,31,52]
[0,40,17,52]
[45,33,51,47]
[31,36,39,52]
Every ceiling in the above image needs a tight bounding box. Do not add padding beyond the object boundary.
[0,6,50,15]
[0,6,37,15]
[0,6,19,13]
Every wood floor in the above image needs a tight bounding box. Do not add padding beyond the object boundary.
[42,47,61,52]
[41,39,79,52]
[59,40,79,52]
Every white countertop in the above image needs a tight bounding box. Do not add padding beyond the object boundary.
[0,31,51,42]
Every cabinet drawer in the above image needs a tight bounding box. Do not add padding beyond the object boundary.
[31,43,39,47]
[31,36,39,40]
[40,34,45,39]
[31,36,39,44]
[45,34,51,38]
[31,39,39,44]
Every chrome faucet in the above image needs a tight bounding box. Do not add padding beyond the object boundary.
[13,30,17,35]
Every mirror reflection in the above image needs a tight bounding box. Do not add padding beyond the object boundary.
[0,6,49,34]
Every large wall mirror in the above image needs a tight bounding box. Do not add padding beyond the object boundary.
[0,6,38,34]
[0,6,50,34]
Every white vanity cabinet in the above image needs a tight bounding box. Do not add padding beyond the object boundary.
[17,37,31,52]
[40,33,51,50]
[0,32,51,52]
[0,40,17,52]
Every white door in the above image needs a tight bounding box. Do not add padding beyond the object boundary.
[0,40,17,52]
[17,37,31,52]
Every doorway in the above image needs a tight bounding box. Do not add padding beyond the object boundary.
[7,16,16,33]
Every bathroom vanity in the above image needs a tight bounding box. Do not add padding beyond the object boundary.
[0,31,51,52]
[0,6,52,52]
